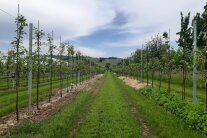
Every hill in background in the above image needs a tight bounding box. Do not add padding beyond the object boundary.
[88,57,122,67]
[59,56,122,68]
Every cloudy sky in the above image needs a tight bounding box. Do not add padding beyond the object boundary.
[0,0,205,57]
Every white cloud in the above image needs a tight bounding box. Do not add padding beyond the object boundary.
[77,46,107,58]
[0,40,10,45]
[0,0,115,40]
[0,0,206,57]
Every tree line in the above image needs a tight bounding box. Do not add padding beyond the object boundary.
[113,3,207,110]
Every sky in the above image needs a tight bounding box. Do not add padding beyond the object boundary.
[0,0,206,58]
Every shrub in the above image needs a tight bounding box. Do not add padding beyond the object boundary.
[139,88,207,134]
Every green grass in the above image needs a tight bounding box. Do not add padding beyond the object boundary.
[76,73,141,137]
[0,79,66,117]
[129,72,206,103]
[0,76,55,91]
[141,76,206,103]
[6,72,206,138]
[0,76,88,117]
[7,91,95,138]
[152,79,206,102]
[114,75,206,138]
[148,71,205,89]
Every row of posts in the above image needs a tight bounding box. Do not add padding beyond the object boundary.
[27,23,94,112]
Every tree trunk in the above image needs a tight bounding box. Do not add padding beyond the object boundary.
[167,67,172,93]
[182,66,184,99]
[7,70,9,89]
[67,74,69,93]
[36,56,40,109]
[159,68,162,90]
[182,65,186,100]
[36,70,39,109]
[15,41,20,121]
[205,31,207,110]
[205,81,207,110]
[184,68,187,99]
[151,63,154,88]
[60,62,62,98]
[49,53,53,102]
[43,70,45,82]
[147,67,149,86]
[15,60,20,121]
[15,76,19,120]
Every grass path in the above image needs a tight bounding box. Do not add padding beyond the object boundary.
[122,90,157,138]
[118,75,206,138]
[76,73,141,137]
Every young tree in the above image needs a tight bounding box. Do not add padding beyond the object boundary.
[11,9,28,120]
[47,32,55,102]
[177,12,193,100]
[145,43,150,86]
[132,49,141,81]
[70,45,75,86]
[149,36,159,88]
[66,43,73,92]
[75,51,81,85]
[162,32,173,93]
[34,21,44,109]
[58,38,65,97]
[154,35,165,90]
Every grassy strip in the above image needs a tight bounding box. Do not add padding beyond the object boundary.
[0,79,70,117]
[7,91,95,138]
[0,76,88,117]
[0,79,65,103]
[76,73,141,137]
[115,75,206,138]
[0,79,61,96]
[0,77,59,91]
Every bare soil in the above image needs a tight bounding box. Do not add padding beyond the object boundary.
[118,76,147,89]
[0,75,103,136]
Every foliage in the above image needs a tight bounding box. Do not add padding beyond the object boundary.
[105,62,111,70]
[140,88,207,133]
[11,14,28,121]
